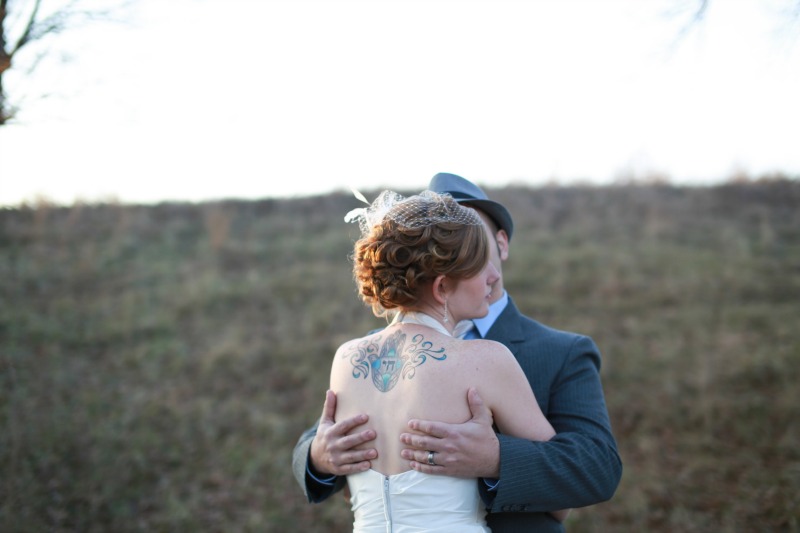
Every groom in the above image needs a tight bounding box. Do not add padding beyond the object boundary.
[292,172,622,531]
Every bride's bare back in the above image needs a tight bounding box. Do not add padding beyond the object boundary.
[330,323,554,475]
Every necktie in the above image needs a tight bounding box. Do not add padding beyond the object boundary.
[461,323,480,340]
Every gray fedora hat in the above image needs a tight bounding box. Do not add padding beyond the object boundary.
[428,172,514,240]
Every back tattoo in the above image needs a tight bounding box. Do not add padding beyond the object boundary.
[344,330,448,392]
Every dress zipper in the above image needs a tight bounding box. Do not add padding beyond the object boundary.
[383,475,392,532]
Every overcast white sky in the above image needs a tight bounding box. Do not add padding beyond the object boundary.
[1,0,798,206]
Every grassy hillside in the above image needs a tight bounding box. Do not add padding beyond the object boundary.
[1,179,798,532]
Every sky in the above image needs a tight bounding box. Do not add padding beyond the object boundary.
[1,0,799,206]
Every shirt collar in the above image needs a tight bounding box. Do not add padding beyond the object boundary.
[472,290,508,338]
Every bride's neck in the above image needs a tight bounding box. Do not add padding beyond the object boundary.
[398,307,455,336]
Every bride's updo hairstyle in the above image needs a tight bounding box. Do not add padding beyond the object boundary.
[346,190,488,318]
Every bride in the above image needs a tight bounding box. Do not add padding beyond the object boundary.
[327,190,567,532]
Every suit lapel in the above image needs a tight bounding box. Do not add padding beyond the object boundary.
[485,297,526,349]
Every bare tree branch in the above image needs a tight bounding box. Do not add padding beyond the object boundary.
[12,0,42,52]
[664,0,710,48]
[1,0,130,125]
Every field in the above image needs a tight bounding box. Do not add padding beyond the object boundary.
[1,179,799,532]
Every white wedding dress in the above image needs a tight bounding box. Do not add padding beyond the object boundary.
[346,312,489,533]
[348,469,489,532]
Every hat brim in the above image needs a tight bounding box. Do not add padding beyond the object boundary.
[428,172,514,239]
[451,197,514,240]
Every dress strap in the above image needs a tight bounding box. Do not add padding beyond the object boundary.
[391,311,474,338]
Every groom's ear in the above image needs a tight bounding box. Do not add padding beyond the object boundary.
[496,229,510,261]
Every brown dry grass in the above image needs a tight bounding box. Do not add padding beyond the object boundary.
[1,179,798,532]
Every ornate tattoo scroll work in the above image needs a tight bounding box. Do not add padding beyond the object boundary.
[345,331,447,392]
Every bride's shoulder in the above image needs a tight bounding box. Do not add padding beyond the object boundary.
[333,328,397,357]
[461,337,509,351]
[458,338,515,362]
[335,334,374,356]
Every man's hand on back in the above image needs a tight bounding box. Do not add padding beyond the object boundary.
[309,390,378,476]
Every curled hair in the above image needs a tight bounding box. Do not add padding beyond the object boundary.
[352,196,489,317]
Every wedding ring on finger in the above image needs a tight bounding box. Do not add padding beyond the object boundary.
[427,451,436,466]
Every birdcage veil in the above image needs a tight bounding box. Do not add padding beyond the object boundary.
[344,190,483,236]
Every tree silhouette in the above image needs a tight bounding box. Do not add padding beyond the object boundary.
[0,0,122,126]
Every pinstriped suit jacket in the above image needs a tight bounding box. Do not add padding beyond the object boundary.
[477,298,621,532]
[291,297,622,532]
